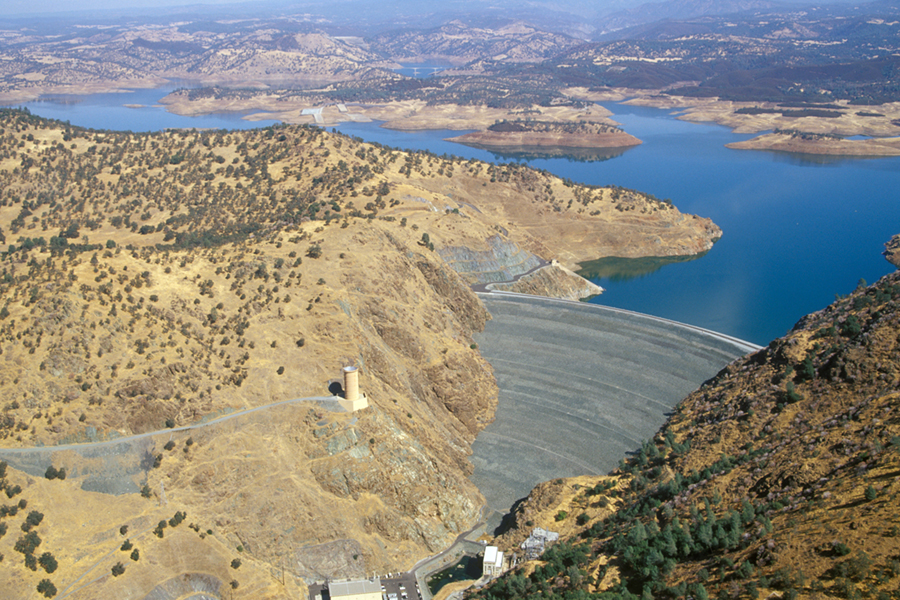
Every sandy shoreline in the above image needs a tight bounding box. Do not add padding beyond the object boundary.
[7,78,900,157]
[563,87,900,156]
[725,132,900,156]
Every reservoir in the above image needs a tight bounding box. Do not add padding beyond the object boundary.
[9,89,900,346]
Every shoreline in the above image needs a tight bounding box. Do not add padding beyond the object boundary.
[444,130,642,150]
[8,80,900,158]
[725,132,900,157]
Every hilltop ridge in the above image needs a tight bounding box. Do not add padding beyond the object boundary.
[0,109,718,599]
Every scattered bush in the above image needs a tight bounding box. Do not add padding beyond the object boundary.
[14,531,41,555]
[38,552,57,574]
[864,485,877,501]
[36,579,57,598]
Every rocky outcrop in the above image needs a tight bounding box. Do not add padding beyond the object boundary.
[488,263,603,301]
[438,235,544,286]
[885,234,900,268]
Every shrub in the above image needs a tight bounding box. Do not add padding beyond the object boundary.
[130,548,140,562]
[231,558,242,569]
[833,542,852,556]
[797,356,815,382]
[842,315,861,337]
[38,552,57,573]
[14,531,41,555]
[864,485,877,501]
[111,562,125,577]
[25,510,44,529]
[36,579,57,598]
[555,511,568,522]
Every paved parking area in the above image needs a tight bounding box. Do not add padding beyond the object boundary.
[382,574,421,600]
[471,293,757,530]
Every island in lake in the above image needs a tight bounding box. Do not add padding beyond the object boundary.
[445,119,642,153]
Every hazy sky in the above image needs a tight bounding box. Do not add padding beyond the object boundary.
[0,0,253,18]
[0,0,864,19]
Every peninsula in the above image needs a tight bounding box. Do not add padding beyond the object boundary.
[445,119,642,153]
[0,108,718,599]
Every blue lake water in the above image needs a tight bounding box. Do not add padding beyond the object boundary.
[9,90,900,346]
[10,87,280,131]
[393,62,452,79]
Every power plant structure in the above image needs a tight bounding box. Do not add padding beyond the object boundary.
[338,365,368,412]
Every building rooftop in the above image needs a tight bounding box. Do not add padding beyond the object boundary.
[329,578,382,597]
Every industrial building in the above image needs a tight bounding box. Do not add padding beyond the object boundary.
[327,578,382,600]
[521,527,559,560]
[482,546,504,578]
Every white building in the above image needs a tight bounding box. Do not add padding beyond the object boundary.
[482,546,504,578]
[328,578,382,600]
[521,527,559,560]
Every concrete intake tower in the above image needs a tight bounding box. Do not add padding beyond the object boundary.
[339,365,368,412]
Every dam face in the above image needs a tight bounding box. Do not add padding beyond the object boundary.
[471,293,758,528]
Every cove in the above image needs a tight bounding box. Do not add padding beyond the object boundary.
[10,89,900,345]
[337,106,900,346]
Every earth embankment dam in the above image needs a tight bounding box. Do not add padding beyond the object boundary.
[470,292,760,528]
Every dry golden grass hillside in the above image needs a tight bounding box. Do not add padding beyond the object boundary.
[0,108,719,599]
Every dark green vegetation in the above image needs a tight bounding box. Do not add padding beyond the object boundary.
[0,461,61,594]
[472,272,900,599]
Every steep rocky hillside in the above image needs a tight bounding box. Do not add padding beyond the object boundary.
[476,267,900,600]
[0,109,718,599]
[0,22,396,103]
